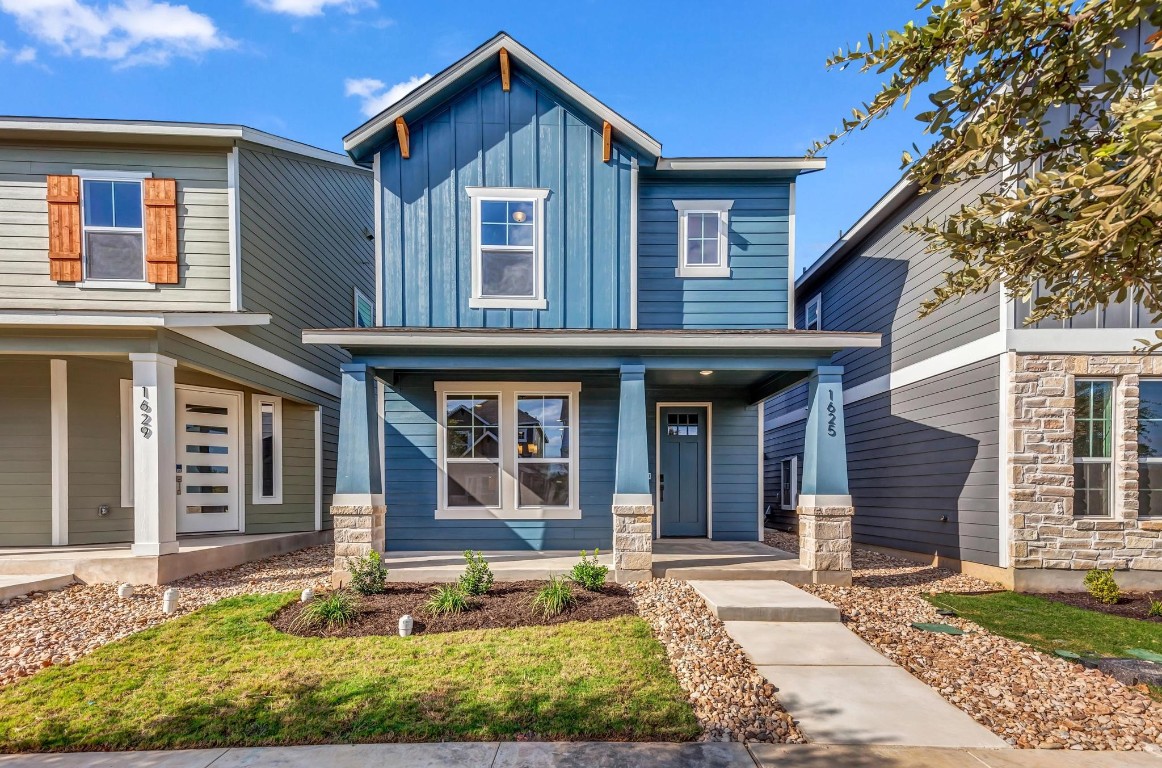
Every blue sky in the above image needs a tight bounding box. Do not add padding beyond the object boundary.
[0,0,934,273]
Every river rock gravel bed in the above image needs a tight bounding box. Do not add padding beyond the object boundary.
[764,529,1162,750]
[0,546,331,688]
[629,578,805,744]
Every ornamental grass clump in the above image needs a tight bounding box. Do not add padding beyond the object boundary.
[569,548,608,591]
[346,550,389,595]
[533,575,574,619]
[1084,568,1121,606]
[1149,600,1162,618]
[426,584,469,616]
[290,589,360,631]
[458,550,495,596]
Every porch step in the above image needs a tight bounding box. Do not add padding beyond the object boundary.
[0,573,75,601]
[688,579,841,622]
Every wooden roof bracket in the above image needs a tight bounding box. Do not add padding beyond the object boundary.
[602,121,612,163]
[499,47,511,92]
[395,116,410,159]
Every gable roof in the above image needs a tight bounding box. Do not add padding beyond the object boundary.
[343,31,663,164]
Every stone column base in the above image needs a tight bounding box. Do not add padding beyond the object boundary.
[798,502,853,580]
[331,504,386,588]
[613,504,654,582]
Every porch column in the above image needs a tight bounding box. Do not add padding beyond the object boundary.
[331,362,385,587]
[797,365,854,584]
[129,353,178,557]
[613,364,654,582]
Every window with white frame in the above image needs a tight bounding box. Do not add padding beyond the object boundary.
[437,382,579,518]
[673,199,732,278]
[466,187,549,309]
[1139,381,1162,515]
[353,287,374,328]
[780,456,797,511]
[252,395,283,504]
[804,294,822,330]
[1073,379,1113,516]
[78,170,151,283]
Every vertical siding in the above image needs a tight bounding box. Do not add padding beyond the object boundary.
[379,73,634,330]
[234,145,374,380]
[67,358,133,545]
[637,181,790,329]
[0,358,51,545]
[0,145,231,309]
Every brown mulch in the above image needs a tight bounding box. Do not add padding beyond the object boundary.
[272,580,636,637]
[1041,591,1162,623]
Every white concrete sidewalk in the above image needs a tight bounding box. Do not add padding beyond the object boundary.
[692,579,1008,749]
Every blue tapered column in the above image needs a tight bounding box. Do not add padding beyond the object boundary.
[613,364,653,582]
[797,365,853,582]
[332,362,385,586]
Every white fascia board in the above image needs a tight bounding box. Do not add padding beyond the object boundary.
[655,157,827,172]
[303,329,881,351]
[173,327,340,397]
[0,311,271,328]
[1008,327,1159,354]
[342,34,662,160]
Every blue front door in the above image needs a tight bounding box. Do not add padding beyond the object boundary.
[658,407,708,537]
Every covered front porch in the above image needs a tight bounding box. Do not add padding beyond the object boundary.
[305,328,879,586]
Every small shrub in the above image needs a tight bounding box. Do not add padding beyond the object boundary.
[458,550,495,597]
[291,589,360,631]
[533,575,575,619]
[426,584,469,616]
[1083,568,1121,605]
[1149,600,1162,618]
[346,550,389,595]
[569,548,608,591]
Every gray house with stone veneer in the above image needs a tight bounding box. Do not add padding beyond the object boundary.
[0,118,373,583]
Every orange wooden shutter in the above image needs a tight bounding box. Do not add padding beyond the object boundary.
[144,177,179,284]
[46,175,82,282]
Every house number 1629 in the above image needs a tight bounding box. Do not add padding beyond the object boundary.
[139,387,154,439]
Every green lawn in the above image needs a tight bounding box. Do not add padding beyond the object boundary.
[927,591,1162,658]
[0,593,699,752]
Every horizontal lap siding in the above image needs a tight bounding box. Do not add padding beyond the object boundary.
[638,182,790,329]
[763,383,807,530]
[379,72,633,330]
[245,399,316,534]
[0,358,51,545]
[0,146,231,309]
[385,372,618,551]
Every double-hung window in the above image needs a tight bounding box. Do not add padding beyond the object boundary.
[466,187,548,309]
[673,200,732,278]
[1073,379,1113,516]
[437,382,579,519]
[1139,381,1162,515]
[78,170,150,285]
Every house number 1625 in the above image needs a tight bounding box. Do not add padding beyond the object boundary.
[826,389,837,437]
[139,387,154,440]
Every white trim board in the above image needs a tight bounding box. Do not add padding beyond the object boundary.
[251,394,284,506]
[654,401,714,540]
[227,147,242,312]
[172,326,340,397]
[1008,328,1157,354]
[0,311,269,328]
[314,407,324,531]
[50,359,68,546]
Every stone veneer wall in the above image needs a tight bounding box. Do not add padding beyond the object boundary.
[613,504,653,582]
[1010,353,1162,573]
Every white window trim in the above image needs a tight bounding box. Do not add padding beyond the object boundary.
[673,199,732,278]
[353,286,374,328]
[73,168,153,289]
[251,394,283,505]
[465,187,549,309]
[780,456,798,511]
[804,294,822,331]
[1073,377,1115,517]
[434,381,580,520]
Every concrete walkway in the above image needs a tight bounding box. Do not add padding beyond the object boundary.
[1,743,1159,767]
[689,580,1008,749]
[0,573,73,601]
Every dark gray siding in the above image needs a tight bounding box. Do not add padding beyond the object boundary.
[763,383,807,531]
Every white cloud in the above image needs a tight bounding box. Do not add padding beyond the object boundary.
[251,0,375,16]
[0,0,231,66]
[345,74,432,117]
[13,46,37,63]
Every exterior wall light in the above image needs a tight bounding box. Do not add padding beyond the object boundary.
[699,370,713,376]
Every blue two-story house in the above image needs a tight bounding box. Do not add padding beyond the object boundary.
[305,33,879,583]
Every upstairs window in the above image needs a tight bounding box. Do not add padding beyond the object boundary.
[1073,379,1113,516]
[466,187,549,310]
[674,199,732,278]
[353,287,374,328]
[80,172,149,283]
[804,294,822,330]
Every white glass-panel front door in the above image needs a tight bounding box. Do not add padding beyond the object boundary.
[176,387,242,534]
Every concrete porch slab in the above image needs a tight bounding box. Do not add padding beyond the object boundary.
[652,539,812,582]
[724,621,891,666]
[0,573,74,601]
[757,664,1008,748]
[689,579,841,622]
[379,550,613,582]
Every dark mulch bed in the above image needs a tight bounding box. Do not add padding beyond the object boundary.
[1041,590,1162,622]
[272,580,637,637]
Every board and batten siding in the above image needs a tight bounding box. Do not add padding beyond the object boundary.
[0,145,231,310]
[800,175,1002,388]
[0,358,52,545]
[377,72,634,330]
[638,181,791,329]
[233,144,374,381]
